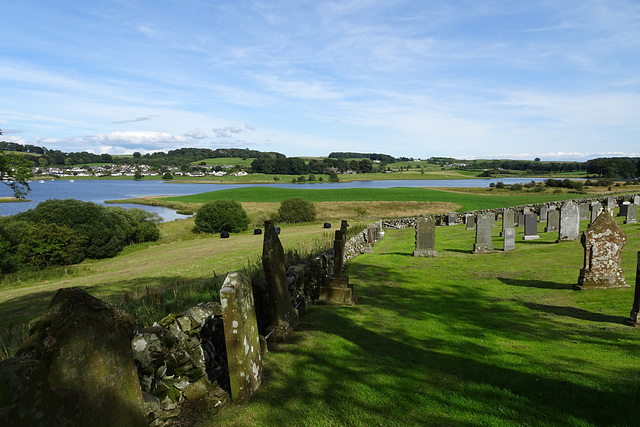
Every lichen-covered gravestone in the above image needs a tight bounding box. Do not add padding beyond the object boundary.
[558,200,580,242]
[575,211,628,290]
[545,209,559,232]
[625,204,638,224]
[501,208,514,237]
[262,220,299,341]
[503,228,516,252]
[539,206,549,223]
[220,273,263,402]
[413,215,437,257]
[8,287,147,426]
[465,213,475,230]
[590,202,602,224]
[319,228,357,304]
[473,213,494,253]
[579,203,589,220]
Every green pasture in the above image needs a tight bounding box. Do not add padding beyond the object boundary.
[165,187,574,212]
[204,216,640,426]
[197,157,256,167]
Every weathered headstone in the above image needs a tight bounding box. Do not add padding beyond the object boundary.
[12,287,147,426]
[545,209,559,232]
[413,215,438,257]
[318,229,356,304]
[220,272,263,402]
[465,213,475,230]
[625,204,638,224]
[619,204,629,218]
[590,202,602,224]
[539,206,549,223]
[624,252,640,327]
[262,220,299,340]
[579,203,589,220]
[523,213,539,240]
[446,212,457,226]
[473,213,494,253]
[558,200,580,242]
[503,228,516,252]
[606,196,615,211]
[575,211,628,289]
[634,195,640,205]
[501,208,514,237]
[515,212,524,227]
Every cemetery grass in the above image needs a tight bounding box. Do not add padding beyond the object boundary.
[205,217,640,426]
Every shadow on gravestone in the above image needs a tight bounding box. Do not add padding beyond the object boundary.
[262,220,299,341]
[575,211,628,290]
[3,287,146,427]
[220,273,263,403]
[624,252,640,327]
[413,215,437,257]
[318,227,357,305]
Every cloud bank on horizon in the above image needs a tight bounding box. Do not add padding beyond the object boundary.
[1,1,639,161]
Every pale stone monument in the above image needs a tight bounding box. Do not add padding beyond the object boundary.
[501,208,514,237]
[515,211,524,227]
[590,202,602,224]
[579,203,589,220]
[558,200,580,242]
[503,228,516,252]
[624,252,640,327]
[607,196,616,211]
[413,215,438,257]
[220,272,263,402]
[447,212,457,226]
[523,213,540,240]
[539,206,549,223]
[473,213,494,253]
[545,209,559,232]
[465,213,475,230]
[575,211,628,290]
[625,204,638,224]
[262,220,299,340]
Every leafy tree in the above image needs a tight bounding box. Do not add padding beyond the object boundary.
[193,199,250,233]
[328,170,340,182]
[276,197,316,223]
[0,151,33,198]
[134,170,143,180]
[162,171,173,180]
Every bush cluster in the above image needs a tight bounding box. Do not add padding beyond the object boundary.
[275,197,317,223]
[0,199,161,274]
[193,199,250,233]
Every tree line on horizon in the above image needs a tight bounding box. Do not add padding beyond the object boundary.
[2,141,639,179]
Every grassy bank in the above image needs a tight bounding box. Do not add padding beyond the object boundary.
[202,216,640,426]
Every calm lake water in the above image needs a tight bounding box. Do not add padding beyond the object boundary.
[1,178,547,222]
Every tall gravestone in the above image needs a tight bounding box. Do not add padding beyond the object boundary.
[413,215,438,257]
[515,211,524,227]
[625,204,638,224]
[579,203,589,220]
[503,228,516,252]
[558,200,580,242]
[465,214,475,230]
[262,220,298,341]
[8,288,147,426]
[473,213,494,253]
[501,209,514,237]
[575,211,628,289]
[607,196,616,211]
[523,213,539,240]
[539,206,549,223]
[619,204,629,218]
[220,272,263,402]
[590,202,602,224]
[319,228,356,304]
[447,212,457,226]
[634,195,640,205]
[545,209,559,233]
[624,252,640,326]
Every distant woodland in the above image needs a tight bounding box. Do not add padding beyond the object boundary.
[1,141,639,179]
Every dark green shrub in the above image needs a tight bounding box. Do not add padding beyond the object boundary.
[277,197,317,223]
[193,199,250,233]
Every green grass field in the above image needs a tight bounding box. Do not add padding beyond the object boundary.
[203,215,640,426]
[165,186,575,212]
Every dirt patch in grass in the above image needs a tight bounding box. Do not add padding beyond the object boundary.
[314,201,461,220]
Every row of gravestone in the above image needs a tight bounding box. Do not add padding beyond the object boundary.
[0,219,383,426]
[414,202,636,290]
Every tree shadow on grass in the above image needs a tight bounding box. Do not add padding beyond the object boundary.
[499,277,571,290]
[521,301,626,324]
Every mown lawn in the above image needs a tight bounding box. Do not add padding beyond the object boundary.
[204,216,640,426]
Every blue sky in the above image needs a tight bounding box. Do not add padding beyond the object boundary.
[1,0,639,160]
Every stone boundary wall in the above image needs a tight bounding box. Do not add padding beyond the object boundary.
[381,193,640,230]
